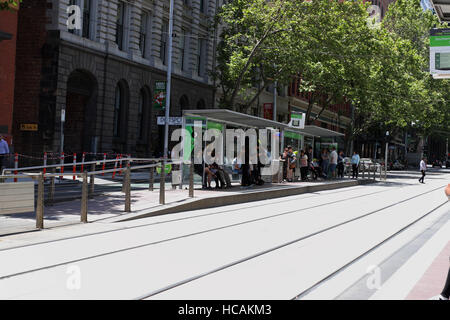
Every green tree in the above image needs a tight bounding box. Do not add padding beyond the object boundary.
[0,0,20,11]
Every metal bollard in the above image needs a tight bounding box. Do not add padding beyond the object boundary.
[122,166,126,193]
[362,163,365,179]
[89,163,95,198]
[125,165,131,212]
[189,160,194,198]
[149,166,154,191]
[159,161,165,205]
[36,173,44,229]
[49,168,56,206]
[81,172,88,223]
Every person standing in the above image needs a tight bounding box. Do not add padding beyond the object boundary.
[306,146,313,180]
[286,146,296,182]
[351,151,360,179]
[0,135,10,177]
[329,147,338,179]
[321,148,329,179]
[280,147,289,182]
[419,157,427,183]
[300,150,308,181]
[337,150,345,179]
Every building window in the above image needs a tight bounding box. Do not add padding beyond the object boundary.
[197,38,204,76]
[82,0,91,39]
[137,89,148,140]
[113,84,123,137]
[139,11,148,57]
[160,21,168,65]
[200,0,205,13]
[116,1,125,50]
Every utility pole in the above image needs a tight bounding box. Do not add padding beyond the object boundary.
[385,131,389,179]
[273,81,277,121]
[163,0,175,160]
[349,103,355,155]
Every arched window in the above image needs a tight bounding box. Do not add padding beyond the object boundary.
[137,88,150,141]
[113,84,122,137]
[179,95,189,110]
[197,99,206,109]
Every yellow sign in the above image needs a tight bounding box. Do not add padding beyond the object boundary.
[20,124,38,131]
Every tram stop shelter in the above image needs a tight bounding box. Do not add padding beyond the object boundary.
[180,109,343,184]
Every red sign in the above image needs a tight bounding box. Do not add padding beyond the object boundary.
[263,103,273,120]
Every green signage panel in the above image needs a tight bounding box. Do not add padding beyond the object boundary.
[153,81,166,109]
[430,35,450,47]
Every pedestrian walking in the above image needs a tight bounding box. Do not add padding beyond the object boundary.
[300,150,308,181]
[351,151,360,179]
[329,147,338,179]
[418,157,426,184]
[0,135,10,179]
[337,150,345,179]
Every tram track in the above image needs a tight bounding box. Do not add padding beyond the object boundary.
[133,184,447,299]
[0,183,445,299]
[0,184,390,252]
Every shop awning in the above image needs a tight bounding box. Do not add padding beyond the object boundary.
[182,109,343,137]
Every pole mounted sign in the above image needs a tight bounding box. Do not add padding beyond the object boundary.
[288,111,305,129]
[430,28,450,79]
[153,81,167,109]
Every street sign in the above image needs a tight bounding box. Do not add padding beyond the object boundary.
[430,28,450,79]
[288,112,305,129]
[20,124,38,131]
[157,116,182,126]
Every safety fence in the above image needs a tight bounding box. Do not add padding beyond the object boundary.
[0,158,194,230]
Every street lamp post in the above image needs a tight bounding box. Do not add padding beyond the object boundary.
[163,0,175,161]
[385,131,389,180]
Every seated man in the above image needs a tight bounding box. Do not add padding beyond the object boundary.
[204,164,217,189]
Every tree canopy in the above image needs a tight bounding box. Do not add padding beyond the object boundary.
[213,0,449,137]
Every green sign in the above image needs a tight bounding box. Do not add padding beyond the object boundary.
[207,121,224,131]
[156,163,172,174]
[284,131,302,140]
[430,35,450,47]
[153,81,166,109]
[184,117,206,161]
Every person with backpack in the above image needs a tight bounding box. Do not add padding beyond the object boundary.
[286,146,296,182]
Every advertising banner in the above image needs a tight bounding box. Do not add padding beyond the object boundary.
[153,81,166,109]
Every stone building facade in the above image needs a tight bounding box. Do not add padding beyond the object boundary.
[13,0,218,157]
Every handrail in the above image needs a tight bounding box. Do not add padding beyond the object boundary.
[1,157,188,175]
